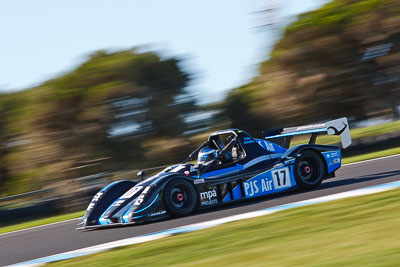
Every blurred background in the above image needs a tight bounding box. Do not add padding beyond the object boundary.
[0,0,399,223]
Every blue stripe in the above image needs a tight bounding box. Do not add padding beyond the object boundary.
[132,202,160,220]
[123,194,160,222]
[101,180,124,192]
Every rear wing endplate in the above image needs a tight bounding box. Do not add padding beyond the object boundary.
[264,117,352,149]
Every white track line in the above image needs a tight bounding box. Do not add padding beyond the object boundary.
[342,153,400,166]
[2,153,399,237]
[0,218,80,237]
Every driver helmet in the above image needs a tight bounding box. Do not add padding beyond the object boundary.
[198,147,218,165]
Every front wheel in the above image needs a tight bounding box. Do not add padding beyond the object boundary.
[164,179,198,216]
[294,150,325,189]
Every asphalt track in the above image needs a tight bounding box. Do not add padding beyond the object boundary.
[1,155,400,266]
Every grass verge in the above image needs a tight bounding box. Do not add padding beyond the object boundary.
[50,188,400,266]
[342,148,400,164]
[0,210,85,234]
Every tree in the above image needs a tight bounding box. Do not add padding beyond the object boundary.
[0,99,9,192]
[227,0,400,128]
[0,48,198,195]
[35,49,195,171]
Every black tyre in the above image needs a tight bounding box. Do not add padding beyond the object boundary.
[294,150,325,189]
[164,179,198,216]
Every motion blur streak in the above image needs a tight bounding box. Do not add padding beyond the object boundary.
[10,180,400,267]
[1,0,400,239]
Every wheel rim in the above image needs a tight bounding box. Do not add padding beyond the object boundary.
[168,183,192,210]
[298,156,320,184]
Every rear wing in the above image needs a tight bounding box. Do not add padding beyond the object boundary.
[263,117,352,149]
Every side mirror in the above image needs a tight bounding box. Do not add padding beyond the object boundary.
[137,170,145,181]
[197,163,204,178]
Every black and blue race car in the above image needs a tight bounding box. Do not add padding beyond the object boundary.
[80,118,351,229]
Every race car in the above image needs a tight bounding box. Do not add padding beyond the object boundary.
[80,118,351,229]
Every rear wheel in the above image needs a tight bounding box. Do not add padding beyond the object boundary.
[164,179,198,216]
[294,150,325,189]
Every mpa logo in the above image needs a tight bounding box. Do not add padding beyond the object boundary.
[200,190,217,200]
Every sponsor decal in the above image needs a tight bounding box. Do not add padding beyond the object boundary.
[171,165,186,173]
[87,203,94,211]
[325,151,341,166]
[200,190,217,200]
[112,199,126,207]
[265,142,275,152]
[134,186,151,206]
[296,123,325,131]
[241,167,293,198]
[244,178,273,197]
[92,192,103,202]
[194,178,205,184]
[200,189,218,206]
[201,199,218,206]
[327,123,347,135]
[87,192,103,210]
[323,150,341,173]
[121,186,143,199]
[330,151,339,157]
[150,210,167,217]
[144,187,151,193]
[329,158,341,165]
[134,195,144,206]
[271,167,291,189]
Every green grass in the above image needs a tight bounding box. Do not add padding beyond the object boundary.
[0,201,33,209]
[342,147,400,164]
[50,188,400,267]
[0,210,85,234]
[349,120,400,139]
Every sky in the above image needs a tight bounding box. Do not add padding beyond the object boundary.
[0,0,326,104]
